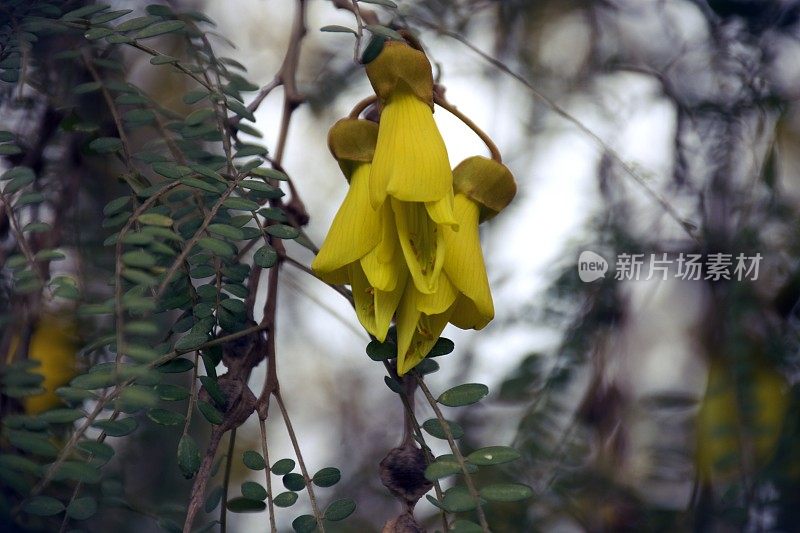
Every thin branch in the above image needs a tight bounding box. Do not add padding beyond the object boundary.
[274,390,326,532]
[220,428,236,533]
[0,192,44,282]
[283,254,353,303]
[415,375,490,532]
[155,175,246,298]
[81,50,135,172]
[257,261,281,406]
[258,418,278,533]
[416,18,700,243]
[350,0,365,62]
[348,95,378,119]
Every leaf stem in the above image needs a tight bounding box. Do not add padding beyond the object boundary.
[415,374,490,532]
[275,390,326,532]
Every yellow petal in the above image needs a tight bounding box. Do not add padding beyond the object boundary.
[360,202,402,292]
[415,273,458,316]
[443,194,494,325]
[396,289,452,376]
[315,266,350,286]
[395,283,420,365]
[370,88,452,208]
[312,163,380,276]
[392,198,444,295]
[350,262,405,342]
[350,262,378,338]
[425,191,458,228]
[449,295,492,330]
[374,268,408,341]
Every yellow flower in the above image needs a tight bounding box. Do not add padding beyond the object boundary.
[395,157,516,375]
[395,277,457,376]
[311,161,381,283]
[365,41,456,224]
[316,46,517,375]
[5,314,79,414]
[311,119,407,341]
[364,40,457,298]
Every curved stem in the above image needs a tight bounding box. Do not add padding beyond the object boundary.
[348,95,378,119]
[434,94,501,163]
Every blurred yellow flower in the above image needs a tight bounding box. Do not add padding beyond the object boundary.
[5,314,79,414]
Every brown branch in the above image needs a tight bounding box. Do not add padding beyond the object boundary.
[348,95,378,119]
[258,418,278,533]
[183,428,225,533]
[0,192,44,282]
[257,260,281,409]
[220,428,236,533]
[331,0,380,26]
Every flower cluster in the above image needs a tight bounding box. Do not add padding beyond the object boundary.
[312,40,515,375]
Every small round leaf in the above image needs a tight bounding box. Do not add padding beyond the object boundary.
[282,473,305,491]
[324,498,356,521]
[312,467,340,488]
[243,450,266,470]
[466,446,521,466]
[273,491,298,508]
[23,496,64,516]
[437,383,489,407]
[479,483,533,502]
[241,481,267,501]
[271,458,295,475]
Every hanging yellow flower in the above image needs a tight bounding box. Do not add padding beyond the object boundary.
[395,157,516,375]
[314,38,516,376]
[4,314,79,414]
[364,40,457,299]
[365,42,455,215]
[312,119,407,342]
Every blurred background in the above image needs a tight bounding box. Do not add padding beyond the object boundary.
[4,0,800,531]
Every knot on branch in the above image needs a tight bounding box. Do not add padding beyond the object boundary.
[201,375,257,431]
[379,441,432,511]
[286,194,310,226]
[221,324,266,372]
[381,511,426,533]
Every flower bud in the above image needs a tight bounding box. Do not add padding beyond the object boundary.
[365,41,434,107]
[327,118,379,180]
[452,156,516,222]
